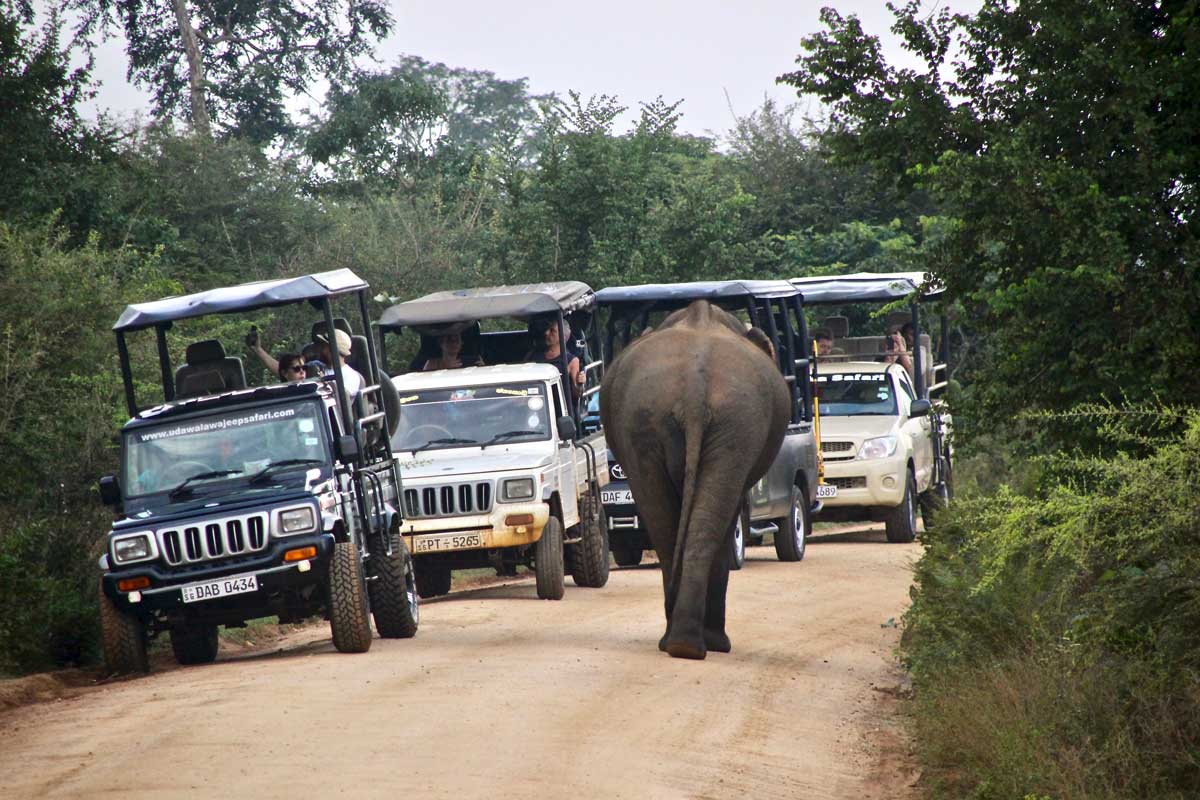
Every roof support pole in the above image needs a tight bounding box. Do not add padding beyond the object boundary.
[911,303,925,399]
[117,332,138,417]
[156,324,175,402]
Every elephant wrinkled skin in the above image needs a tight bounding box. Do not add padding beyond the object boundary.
[600,301,790,659]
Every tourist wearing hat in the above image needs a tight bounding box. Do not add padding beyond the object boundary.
[315,328,364,397]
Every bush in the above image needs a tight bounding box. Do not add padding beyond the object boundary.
[903,409,1200,799]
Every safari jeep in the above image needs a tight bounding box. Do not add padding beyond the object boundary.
[96,271,418,674]
[791,271,954,542]
[812,362,952,542]
[596,280,822,567]
[379,282,610,600]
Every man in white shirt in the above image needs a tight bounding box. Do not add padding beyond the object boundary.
[315,329,364,397]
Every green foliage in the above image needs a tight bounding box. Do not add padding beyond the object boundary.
[66,0,393,140]
[780,2,1200,443]
[903,406,1200,798]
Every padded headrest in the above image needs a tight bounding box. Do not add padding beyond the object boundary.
[185,339,226,364]
[178,369,227,398]
[310,317,353,343]
[822,316,849,338]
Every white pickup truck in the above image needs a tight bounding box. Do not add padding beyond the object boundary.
[813,361,952,542]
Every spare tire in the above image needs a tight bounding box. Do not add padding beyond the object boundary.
[378,370,401,438]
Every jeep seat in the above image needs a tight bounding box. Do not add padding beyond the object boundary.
[178,369,228,399]
[174,340,245,397]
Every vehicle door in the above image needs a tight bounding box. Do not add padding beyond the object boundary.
[550,381,581,527]
[895,369,934,491]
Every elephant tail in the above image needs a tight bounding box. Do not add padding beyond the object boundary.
[666,389,708,617]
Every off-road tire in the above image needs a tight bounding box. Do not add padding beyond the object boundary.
[729,503,749,570]
[885,469,919,544]
[328,540,373,653]
[415,564,452,598]
[535,516,565,600]
[368,531,419,639]
[98,580,148,674]
[170,623,219,665]
[773,485,809,562]
[920,453,953,530]
[612,543,644,567]
[570,495,610,588]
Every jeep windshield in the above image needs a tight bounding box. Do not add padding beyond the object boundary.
[391,383,551,453]
[123,401,331,499]
[816,373,897,416]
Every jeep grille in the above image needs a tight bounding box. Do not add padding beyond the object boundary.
[158,512,269,565]
[821,440,857,461]
[403,482,493,518]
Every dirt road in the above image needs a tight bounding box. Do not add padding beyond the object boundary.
[0,528,919,799]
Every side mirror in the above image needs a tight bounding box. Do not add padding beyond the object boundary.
[557,415,576,441]
[336,434,360,461]
[909,399,932,418]
[98,475,121,506]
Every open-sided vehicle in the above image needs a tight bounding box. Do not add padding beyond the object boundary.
[596,280,822,566]
[97,270,417,674]
[790,272,953,542]
[378,282,610,600]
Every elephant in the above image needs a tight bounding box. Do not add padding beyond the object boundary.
[600,300,790,659]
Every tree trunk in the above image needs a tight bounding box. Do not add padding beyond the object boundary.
[171,0,211,137]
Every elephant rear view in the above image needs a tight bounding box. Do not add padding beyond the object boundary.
[600,300,789,659]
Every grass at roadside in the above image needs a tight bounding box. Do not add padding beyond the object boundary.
[902,408,1200,799]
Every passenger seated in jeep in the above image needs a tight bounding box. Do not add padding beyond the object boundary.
[423,329,484,371]
[814,329,844,363]
[525,315,585,398]
[314,329,364,397]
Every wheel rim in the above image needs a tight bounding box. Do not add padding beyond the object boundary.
[907,476,917,530]
[405,556,420,623]
[733,515,744,559]
[793,497,804,551]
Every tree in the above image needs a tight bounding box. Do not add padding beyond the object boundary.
[780,1,1200,435]
[66,0,392,141]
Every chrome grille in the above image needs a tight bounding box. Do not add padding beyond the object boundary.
[158,512,270,565]
[821,440,857,461]
[403,481,493,518]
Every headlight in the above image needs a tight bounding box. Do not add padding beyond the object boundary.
[500,477,536,502]
[857,436,899,460]
[278,507,317,534]
[112,534,153,564]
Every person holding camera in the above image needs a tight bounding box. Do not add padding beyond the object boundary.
[246,326,306,383]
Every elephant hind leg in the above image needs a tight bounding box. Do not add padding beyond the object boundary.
[664,456,747,660]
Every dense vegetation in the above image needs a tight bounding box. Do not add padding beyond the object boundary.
[2,1,1198,794]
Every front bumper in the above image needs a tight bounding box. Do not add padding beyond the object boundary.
[101,532,334,615]
[819,455,907,509]
[402,501,549,554]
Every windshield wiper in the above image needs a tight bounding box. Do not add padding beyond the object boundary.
[168,469,240,499]
[481,430,540,449]
[412,437,477,454]
[247,459,325,485]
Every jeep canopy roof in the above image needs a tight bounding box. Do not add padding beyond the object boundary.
[113,269,368,332]
[789,272,945,305]
[378,281,595,330]
[595,279,800,308]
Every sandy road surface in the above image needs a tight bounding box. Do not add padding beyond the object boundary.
[0,528,920,799]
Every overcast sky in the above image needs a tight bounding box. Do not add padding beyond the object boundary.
[82,1,954,139]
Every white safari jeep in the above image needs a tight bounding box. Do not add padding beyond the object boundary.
[813,361,952,542]
[378,281,612,600]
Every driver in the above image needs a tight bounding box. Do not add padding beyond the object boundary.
[525,315,585,399]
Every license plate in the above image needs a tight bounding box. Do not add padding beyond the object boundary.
[601,489,634,504]
[412,532,484,553]
[816,483,839,498]
[180,573,259,604]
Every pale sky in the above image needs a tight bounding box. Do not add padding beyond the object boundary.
[81,1,955,140]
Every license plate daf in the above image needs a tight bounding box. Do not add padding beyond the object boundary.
[180,573,258,604]
[412,532,484,553]
[601,489,634,504]
[816,484,839,499]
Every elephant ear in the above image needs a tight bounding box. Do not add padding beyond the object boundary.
[745,327,775,360]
